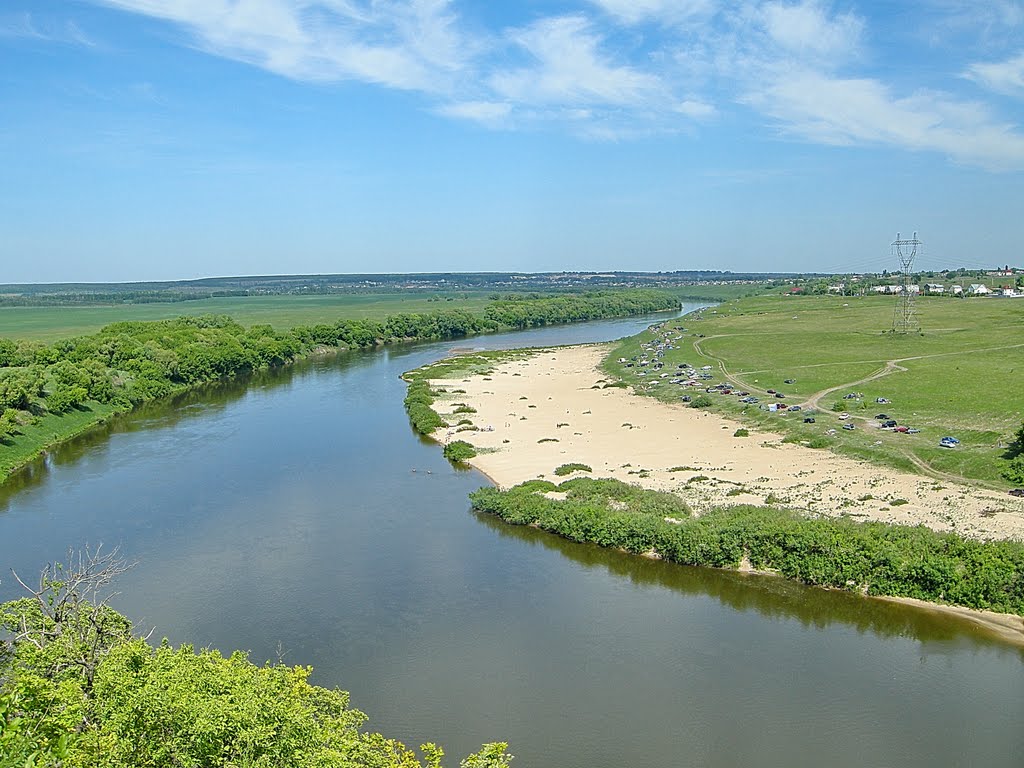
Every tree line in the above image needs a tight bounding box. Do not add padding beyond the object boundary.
[0,290,677,455]
[469,478,1024,616]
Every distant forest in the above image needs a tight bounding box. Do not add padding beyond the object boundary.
[0,271,803,306]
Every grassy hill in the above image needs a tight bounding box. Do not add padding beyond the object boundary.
[603,294,1024,487]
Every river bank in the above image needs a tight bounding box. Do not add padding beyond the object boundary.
[428,343,1024,540]
[0,292,682,487]
[421,343,1024,641]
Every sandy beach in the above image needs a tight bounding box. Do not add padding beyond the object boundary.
[429,343,1024,542]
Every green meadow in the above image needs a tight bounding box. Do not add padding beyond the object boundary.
[604,294,1024,487]
[0,293,493,341]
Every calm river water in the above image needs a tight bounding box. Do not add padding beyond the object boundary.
[1,307,1021,768]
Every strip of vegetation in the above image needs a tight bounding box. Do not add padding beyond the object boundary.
[554,463,592,476]
[0,550,511,768]
[469,478,1024,616]
[405,381,446,435]
[1,290,677,484]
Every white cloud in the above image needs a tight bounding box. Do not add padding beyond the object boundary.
[436,100,512,125]
[743,69,1024,170]
[759,0,863,63]
[965,52,1024,95]
[490,15,661,106]
[97,0,469,91]
[675,99,716,119]
[587,0,714,25]
[81,0,1024,168]
[0,11,97,46]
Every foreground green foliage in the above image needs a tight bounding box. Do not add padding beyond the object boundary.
[0,552,511,768]
[470,478,1024,616]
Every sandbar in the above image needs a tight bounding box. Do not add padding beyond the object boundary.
[429,343,1024,541]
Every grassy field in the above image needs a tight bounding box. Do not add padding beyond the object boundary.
[603,294,1024,487]
[0,293,493,341]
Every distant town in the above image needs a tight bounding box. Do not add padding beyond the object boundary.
[0,267,1021,306]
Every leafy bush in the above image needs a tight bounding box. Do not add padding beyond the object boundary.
[469,480,1024,616]
[0,555,512,768]
[554,463,592,476]
[1002,456,1024,485]
[734,428,750,437]
[690,394,713,408]
[443,440,477,462]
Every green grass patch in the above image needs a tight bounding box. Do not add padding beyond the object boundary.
[601,294,1024,487]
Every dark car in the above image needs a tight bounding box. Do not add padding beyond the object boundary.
[875,414,889,420]
[784,379,795,384]
[803,417,815,423]
[775,392,786,398]
[882,420,897,428]
[767,389,776,394]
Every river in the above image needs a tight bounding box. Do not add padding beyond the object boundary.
[1,306,1021,768]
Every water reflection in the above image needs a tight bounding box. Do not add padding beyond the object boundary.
[473,511,1024,658]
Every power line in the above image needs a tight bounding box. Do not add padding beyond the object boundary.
[891,232,921,335]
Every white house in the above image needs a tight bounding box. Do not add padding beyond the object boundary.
[950,285,964,295]
[969,284,991,295]
[925,283,945,294]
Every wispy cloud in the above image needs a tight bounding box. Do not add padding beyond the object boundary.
[965,51,1024,95]
[97,0,471,92]
[758,0,863,64]
[586,0,715,26]
[0,11,97,46]
[79,0,1024,169]
[743,69,1024,170]
[490,16,661,107]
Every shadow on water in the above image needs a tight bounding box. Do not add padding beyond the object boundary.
[472,508,1024,658]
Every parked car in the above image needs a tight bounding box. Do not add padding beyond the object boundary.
[838,413,850,420]
[784,379,795,384]
[842,423,855,430]
[789,405,802,411]
[894,426,910,433]
[767,389,776,394]
[882,420,898,428]
[907,428,921,434]
[775,393,786,398]
[803,417,815,423]
[875,414,889,420]
[939,436,960,448]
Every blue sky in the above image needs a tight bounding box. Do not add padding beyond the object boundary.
[2,1,1023,283]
